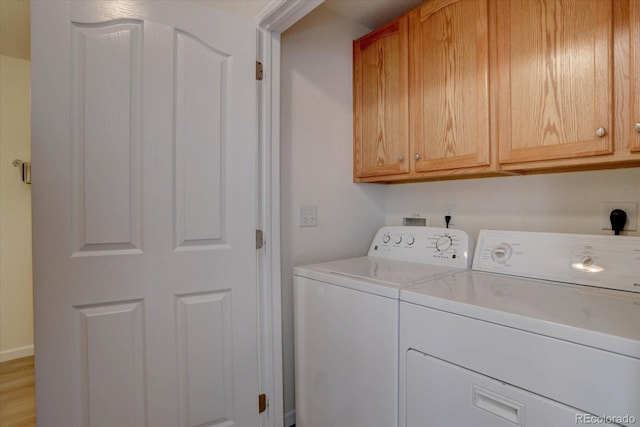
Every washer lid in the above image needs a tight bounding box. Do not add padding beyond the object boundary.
[401,271,640,358]
[294,257,463,298]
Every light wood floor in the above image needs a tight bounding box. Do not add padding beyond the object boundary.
[0,356,36,427]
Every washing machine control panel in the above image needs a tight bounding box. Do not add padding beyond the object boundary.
[368,226,472,268]
[473,230,640,293]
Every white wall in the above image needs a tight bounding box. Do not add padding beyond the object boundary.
[384,169,640,239]
[0,54,33,361]
[280,6,387,414]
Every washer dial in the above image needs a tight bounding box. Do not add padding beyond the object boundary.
[491,244,513,263]
[436,235,453,252]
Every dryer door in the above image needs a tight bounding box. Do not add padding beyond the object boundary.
[405,350,623,427]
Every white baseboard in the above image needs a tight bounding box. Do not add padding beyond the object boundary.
[0,345,34,362]
[0,345,33,362]
[284,409,296,427]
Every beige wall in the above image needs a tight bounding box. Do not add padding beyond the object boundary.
[0,54,33,361]
[281,6,386,415]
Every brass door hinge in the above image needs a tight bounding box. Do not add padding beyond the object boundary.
[259,393,267,414]
[256,229,264,249]
[256,61,264,81]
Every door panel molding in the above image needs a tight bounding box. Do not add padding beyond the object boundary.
[176,291,233,426]
[173,29,229,250]
[72,300,146,427]
[70,19,143,256]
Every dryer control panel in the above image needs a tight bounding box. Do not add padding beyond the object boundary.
[368,226,472,268]
[473,230,640,293]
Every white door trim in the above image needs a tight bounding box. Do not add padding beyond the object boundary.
[255,2,324,427]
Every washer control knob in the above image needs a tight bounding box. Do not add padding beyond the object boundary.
[491,244,512,263]
[394,235,403,245]
[382,233,391,244]
[407,236,416,246]
[436,235,453,252]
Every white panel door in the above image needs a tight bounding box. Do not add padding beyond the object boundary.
[31,1,259,426]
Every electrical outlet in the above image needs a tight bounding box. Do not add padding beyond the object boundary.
[299,205,317,227]
[600,202,638,231]
[444,204,456,227]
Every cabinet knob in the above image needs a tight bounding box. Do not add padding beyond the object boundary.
[414,153,422,160]
[635,122,640,133]
[595,127,606,137]
[398,155,405,162]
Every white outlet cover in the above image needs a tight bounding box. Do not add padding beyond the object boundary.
[443,204,456,226]
[600,202,638,231]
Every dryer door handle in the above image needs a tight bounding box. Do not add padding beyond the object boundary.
[472,386,523,425]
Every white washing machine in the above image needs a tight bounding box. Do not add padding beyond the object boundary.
[399,230,640,427]
[294,226,472,427]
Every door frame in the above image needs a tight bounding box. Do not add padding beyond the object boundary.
[255,1,324,427]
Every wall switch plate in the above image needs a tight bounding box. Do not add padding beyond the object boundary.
[601,202,638,231]
[299,205,317,227]
[444,204,456,227]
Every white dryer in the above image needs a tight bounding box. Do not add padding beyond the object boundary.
[400,230,640,427]
[294,226,472,427]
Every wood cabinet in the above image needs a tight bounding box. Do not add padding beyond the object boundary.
[497,0,614,169]
[353,17,409,179]
[354,0,494,182]
[495,0,640,171]
[632,0,640,152]
[410,0,491,174]
[353,0,640,183]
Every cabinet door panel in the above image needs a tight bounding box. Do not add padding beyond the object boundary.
[410,0,490,172]
[631,0,640,152]
[354,18,409,178]
[498,0,613,165]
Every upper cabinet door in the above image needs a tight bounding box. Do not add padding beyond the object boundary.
[631,0,640,152]
[410,0,490,173]
[497,0,614,166]
[353,17,410,179]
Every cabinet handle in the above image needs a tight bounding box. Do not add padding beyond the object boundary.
[414,153,422,160]
[398,155,405,162]
[635,122,640,133]
[595,127,606,137]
